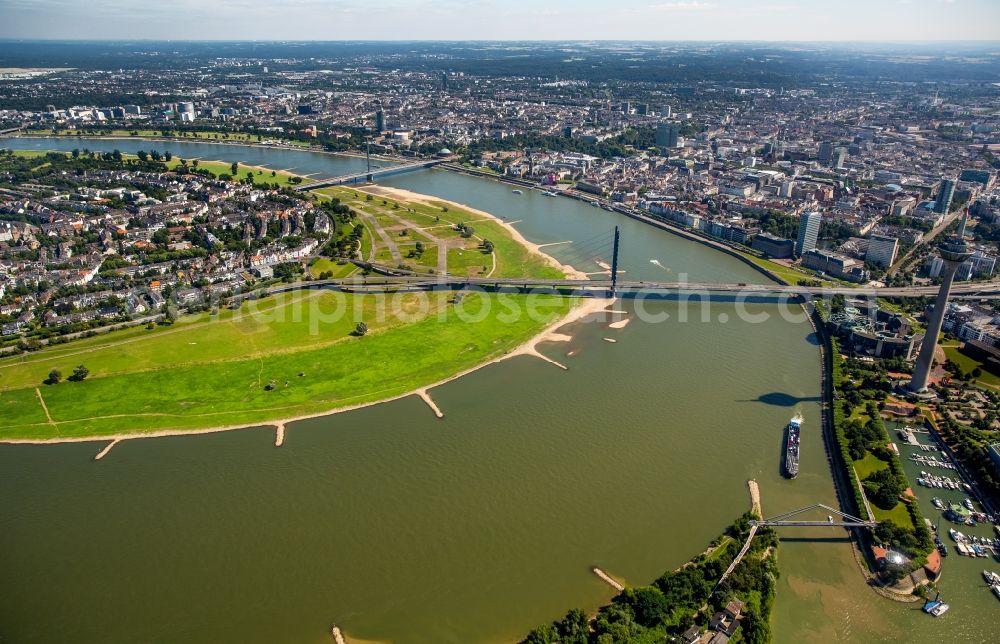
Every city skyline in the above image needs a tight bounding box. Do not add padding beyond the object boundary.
[2,0,1000,42]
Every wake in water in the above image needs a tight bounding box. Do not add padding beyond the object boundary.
[649,259,671,272]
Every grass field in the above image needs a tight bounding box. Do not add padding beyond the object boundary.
[942,344,1000,387]
[0,291,573,439]
[308,257,358,279]
[162,158,303,187]
[319,187,564,279]
[738,252,837,287]
[852,452,918,529]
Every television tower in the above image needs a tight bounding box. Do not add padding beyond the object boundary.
[908,211,973,393]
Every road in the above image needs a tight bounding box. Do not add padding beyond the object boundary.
[887,210,963,278]
[265,274,1000,300]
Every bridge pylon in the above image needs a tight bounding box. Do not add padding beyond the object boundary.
[610,226,620,296]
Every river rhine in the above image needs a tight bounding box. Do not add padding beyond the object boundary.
[0,137,995,643]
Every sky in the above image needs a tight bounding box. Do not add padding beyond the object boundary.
[1,0,999,41]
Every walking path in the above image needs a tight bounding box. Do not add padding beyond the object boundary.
[359,211,402,264]
[378,207,450,274]
[716,525,758,590]
[34,387,55,427]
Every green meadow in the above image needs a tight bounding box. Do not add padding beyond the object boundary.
[0,291,572,439]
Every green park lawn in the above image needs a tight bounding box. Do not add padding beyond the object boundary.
[739,252,836,287]
[942,344,1000,387]
[853,452,887,480]
[852,451,918,529]
[308,257,357,279]
[161,158,302,187]
[319,187,564,279]
[0,291,573,439]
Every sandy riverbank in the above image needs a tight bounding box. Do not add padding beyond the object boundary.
[361,185,590,280]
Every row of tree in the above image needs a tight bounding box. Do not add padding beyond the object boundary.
[43,365,89,385]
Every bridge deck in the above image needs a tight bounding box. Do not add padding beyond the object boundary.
[268,275,1000,300]
[296,158,447,191]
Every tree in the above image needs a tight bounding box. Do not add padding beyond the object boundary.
[354,321,368,336]
[45,369,62,385]
[192,159,199,168]
[619,586,668,627]
[231,161,239,176]
[864,467,904,510]
[164,151,172,162]
[137,150,148,162]
[112,149,122,161]
[69,365,90,382]
[71,148,80,159]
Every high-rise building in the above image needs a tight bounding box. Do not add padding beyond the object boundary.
[833,147,847,169]
[795,211,822,257]
[935,178,956,214]
[375,109,385,133]
[655,122,680,149]
[441,72,448,91]
[662,105,672,118]
[865,234,899,268]
[818,141,834,164]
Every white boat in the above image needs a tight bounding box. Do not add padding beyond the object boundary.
[993,585,1000,600]
[511,189,523,195]
[983,570,1000,585]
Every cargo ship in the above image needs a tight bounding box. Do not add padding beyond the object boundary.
[784,415,802,478]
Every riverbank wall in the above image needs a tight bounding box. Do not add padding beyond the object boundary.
[436,164,787,286]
